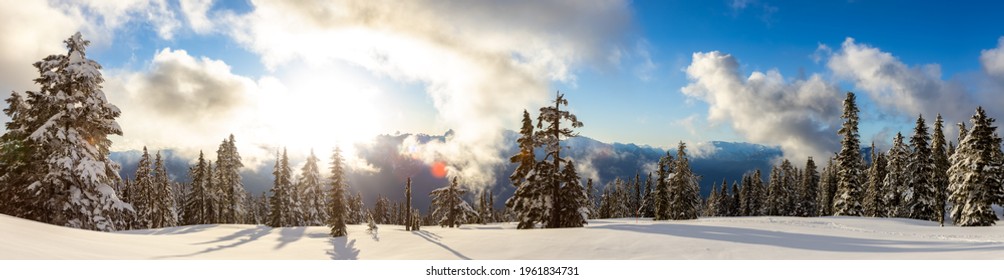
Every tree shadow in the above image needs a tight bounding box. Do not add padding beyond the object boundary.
[594,222,1004,255]
[154,226,272,259]
[275,227,306,250]
[326,237,360,260]
[412,230,470,260]
[117,224,219,235]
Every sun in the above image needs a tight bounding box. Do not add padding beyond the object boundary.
[260,68,385,160]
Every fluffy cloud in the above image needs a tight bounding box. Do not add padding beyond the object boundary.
[827,38,976,124]
[220,0,633,189]
[981,37,1004,82]
[682,51,843,162]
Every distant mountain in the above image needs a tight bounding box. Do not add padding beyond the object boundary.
[109,131,784,213]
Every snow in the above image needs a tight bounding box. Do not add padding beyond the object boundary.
[1,214,1002,259]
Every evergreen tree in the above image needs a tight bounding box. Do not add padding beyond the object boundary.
[729,181,741,216]
[585,178,598,219]
[948,107,1003,226]
[431,177,477,228]
[184,151,213,225]
[643,173,654,217]
[535,92,584,228]
[0,33,130,231]
[668,142,701,220]
[267,149,297,227]
[739,173,753,216]
[931,114,950,226]
[405,177,413,231]
[798,157,820,217]
[554,161,589,227]
[907,115,937,221]
[133,148,154,228]
[506,110,546,229]
[216,134,246,224]
[298,150,326,226]
[750,169,766,216]
[704,186,719,217]
[327,147,348,237]
[817,158,838,216]
[884,133,909,218]
[834,92,864,216]
[766,165,784,216]
[151,152,177,228]
[632,172,642,217]
[715,180,729,216]
[863,144,888,217]
[653,151,674,220]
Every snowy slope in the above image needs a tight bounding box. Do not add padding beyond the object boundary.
[1,214,1002,259]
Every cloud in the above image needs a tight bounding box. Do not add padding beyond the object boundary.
[681,51,843,162]
[981,37,1004,82]
[179,0,215,34]
[219,0,633,190]
[632,39,659,81]
[0,0,180,120]
[828,38,977,125]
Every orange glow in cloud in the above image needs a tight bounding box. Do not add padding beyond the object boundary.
[431,161,447,178]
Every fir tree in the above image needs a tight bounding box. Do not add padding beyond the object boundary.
[884,133,909,218]
[653,151,674,220]
[216,134,246,224]
[405,177,413,231]
[833,92,864,216]
[948,107,1003,226]
[151,152,177,228]
[907,115,937,221]
[704,186,719,217]
[267,149,297,227]
[766,166,784,216]
[298,150,326,226]
[184,151,213,225]
[554,161,589,227]
[668,142,701,220]
[327,147,348,237]
[2,33,130,231]
[817,158,838,216]
[431,177,477,228]
[863,144,888,217]
[133,148,154,228]
[585,178,598,219]
[506,110,545,229]
[798,157,820,217]
[931,114,950,226]
[535,92,584,228]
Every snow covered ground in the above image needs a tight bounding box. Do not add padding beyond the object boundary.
[1,214,1002,259]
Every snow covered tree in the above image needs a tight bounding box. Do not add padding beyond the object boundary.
[797,157,819,217]
[585,178,598,219]
[833,92,864,216]
[931,114,950,226]
[0,33,130,231]
[405,177,413,231]
[268,149,299,227]
[431,177,477,228]
[184,151,213,225]
[653,151,674,220]
[884,133,909,218]
[667,142,701,220]
[766,165,784,216]
[150,152,177,228]
[642,173,654,217]
[908,115,937,221]
[554,161,589,227]
[133,148,154,228]
[216,134,246,224]
[817,158,838,216]
[704,186,719,217]
[506,110,545,229]
[327,147,349,237]
[297,149,326,226]
[948,107,1003,226]
[863,144,887,217]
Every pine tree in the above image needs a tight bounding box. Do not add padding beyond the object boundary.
[817,158,838,216]
[585,178,598,219]
[506,110,546,229]
[431,177,477,228]
[216,134,246,224]
[554,161,589,227]
[833,92,864,216]
[668,142,701,220]
[1,33,130,231]
[643,173,654,217]
[535,92,584,228]
[653,151,674,220]
[405,177,413,231]
[766,165,784,216]
[151,152,177,228]
[798,157,819,217]
[739,173,753,216]
[884,133,909,218]
[931,114,950,226]
[863,144,888,217]
[184,151,212,225]
[327,147,348,237]
[704,186,719,217]
[298,150,326,226]
[907,115,937,221]
[948,107,1003,226]
[268,149,297,227]
[715,180,729,216]
[729,181,741,216]
[750,169,766,216]
[632,172,642,217]
[133,148,154,228]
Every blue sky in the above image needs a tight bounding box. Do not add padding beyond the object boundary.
[3,0,1004,177]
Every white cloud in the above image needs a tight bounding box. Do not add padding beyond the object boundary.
[827,38,976,124]
[681,51,843,162]
[981,37,1004,81]
[180,0,215,34]
[219,0,633,190]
